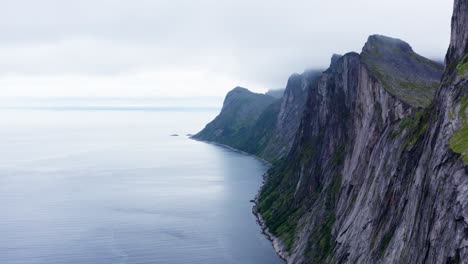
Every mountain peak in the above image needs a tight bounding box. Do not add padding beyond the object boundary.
[231,86,250,93]
[446,0,468,73]
[363,34,412,54]
[330,54,343,67]
[361,35,443,108]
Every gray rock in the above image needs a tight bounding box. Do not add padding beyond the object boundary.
[257,2,467,263]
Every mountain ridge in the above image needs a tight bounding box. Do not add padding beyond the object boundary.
[194,1,467,262]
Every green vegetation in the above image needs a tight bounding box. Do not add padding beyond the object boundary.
[303,148,344,262]
[257,141,345,258]
[304,173,342,263]
[257,159,300,251]
[369,226,396,259]
[194,88,281,161]
[308,212,336,263]
[361,39,442,108]
[457,54,468,77]
[449,95,468,162]
[393,109,431,150]
[332,145,345,166]
[377,231,394,257]
[364,61,437,108]
[450,124,468,162]
[457,94,468,117]
[397,80,438,106]
[409,52,444,71]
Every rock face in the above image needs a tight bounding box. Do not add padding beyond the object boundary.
[362,35,443,108]
[195,1,467,263]
[256,3,466,264]
[194,71,322,161]
[260,70,322,160]
[193,86,277,153]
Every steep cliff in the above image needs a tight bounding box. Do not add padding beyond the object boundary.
[195,1,466,263]
[193,86,278,153]
[194,70,321,161]
[256,2,466,263]
[259,69,322,160]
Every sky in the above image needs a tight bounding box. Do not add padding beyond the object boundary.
[0,0,454,99]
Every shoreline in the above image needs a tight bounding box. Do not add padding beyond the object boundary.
[251,173,289,263]
[189,137,272,166]
[190,137,289,263]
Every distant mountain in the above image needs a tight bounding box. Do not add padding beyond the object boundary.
[194,1,467,262]
[193,69,322,161]
[193,87,278,154]
[265,89,285,98]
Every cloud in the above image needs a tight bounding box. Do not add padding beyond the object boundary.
[0,0,453,97]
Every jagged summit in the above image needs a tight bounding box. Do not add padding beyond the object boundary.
[229,86,251,94]
[195,1,467,262]
[330,54,343,66]
[363,34,412,54]
[221,86,274,111]
[446,0,468,67]
[194,86,277,152]
[361,34,444,107]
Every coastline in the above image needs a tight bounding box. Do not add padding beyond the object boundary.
[189,137,272,166]
[252,173,289,263]
[190,136,289,263]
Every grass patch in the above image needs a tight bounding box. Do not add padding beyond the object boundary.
[377,231,394,257]
[449,94,468,162]
[304,212,336,263]
[399,110,430,149]
[457,54,468,77]
[458,94,468,117]
[450,123,468,162]
[304,174,342,263]
[257,159,301,252]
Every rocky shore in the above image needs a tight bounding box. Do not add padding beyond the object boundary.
[252,173,289,263]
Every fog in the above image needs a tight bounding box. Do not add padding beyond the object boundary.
[0,0,453,98]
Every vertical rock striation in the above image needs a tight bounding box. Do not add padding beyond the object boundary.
[193,70,322,161]
[195,1,466,263]
[256,1,467,263]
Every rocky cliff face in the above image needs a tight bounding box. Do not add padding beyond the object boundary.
[260,70,322,160]
[194,71,321,161]
[193,86,278,153]
[195,1,466,263]
[362,35,443,108]
[256,2,466,263]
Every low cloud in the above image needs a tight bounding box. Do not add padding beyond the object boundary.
[0,0,453,97]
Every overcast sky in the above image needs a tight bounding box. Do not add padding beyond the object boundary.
[0,0,453,98]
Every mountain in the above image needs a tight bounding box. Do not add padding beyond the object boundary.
[361,35,443,108]
[193,86,277,153]
[194,70,322,161]
[266,89,286,98]
[194,0,467,262]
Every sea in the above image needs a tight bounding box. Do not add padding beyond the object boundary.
[0,98,282,264]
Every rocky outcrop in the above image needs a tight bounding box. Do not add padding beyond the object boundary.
[194,71,322,161]
[362,35,443,108]
[195,1,466,263]
[259,70,322,160]
[193,86,278,152]
[256,2,466,263]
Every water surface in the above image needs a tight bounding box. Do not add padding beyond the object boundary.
[0,109,282,264]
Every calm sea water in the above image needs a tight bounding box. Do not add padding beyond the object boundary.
[0,109,282,264]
